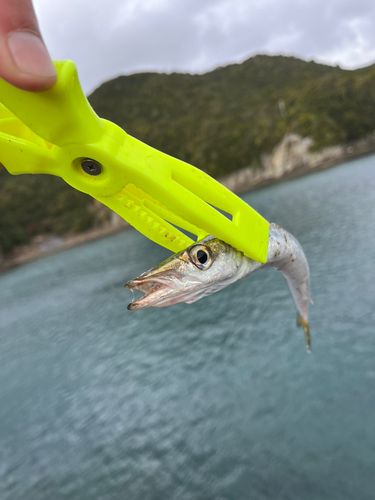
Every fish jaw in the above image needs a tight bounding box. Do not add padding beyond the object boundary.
[125,252,202,309]
[125,272,189,309]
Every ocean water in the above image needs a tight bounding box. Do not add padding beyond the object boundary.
[0,155,374,500]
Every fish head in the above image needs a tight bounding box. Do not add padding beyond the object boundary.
[125,237,250,310]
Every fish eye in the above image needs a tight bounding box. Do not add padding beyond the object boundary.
[188,245,213,270]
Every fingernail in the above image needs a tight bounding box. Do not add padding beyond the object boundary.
[7,31,57,79]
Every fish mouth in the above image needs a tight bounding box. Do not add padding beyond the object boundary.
[125,273,182,310]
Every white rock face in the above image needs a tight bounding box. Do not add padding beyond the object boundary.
[220,132,375,193]
[262,134,314,178]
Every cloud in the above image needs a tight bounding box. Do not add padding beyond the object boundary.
[33,0,375,94]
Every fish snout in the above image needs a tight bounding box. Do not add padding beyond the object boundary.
[125,271,185,310]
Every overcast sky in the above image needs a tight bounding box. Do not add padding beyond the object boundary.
[34,0,375,94]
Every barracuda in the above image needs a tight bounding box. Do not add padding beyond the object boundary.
[126,223,311,350]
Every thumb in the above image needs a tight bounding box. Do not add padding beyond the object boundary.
[0,0,57,91]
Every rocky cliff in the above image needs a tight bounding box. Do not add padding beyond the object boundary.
[220,133,375,193]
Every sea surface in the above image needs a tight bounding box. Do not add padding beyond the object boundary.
[0,155,374,500]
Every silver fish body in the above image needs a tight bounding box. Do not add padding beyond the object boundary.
[126,223,311,349]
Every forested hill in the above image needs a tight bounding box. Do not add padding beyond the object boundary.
[1,55,375,255]
[88,55,375,177]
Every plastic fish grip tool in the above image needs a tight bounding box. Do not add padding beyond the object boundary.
[0,60,269,262]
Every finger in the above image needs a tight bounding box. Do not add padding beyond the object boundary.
[0,0,57,91]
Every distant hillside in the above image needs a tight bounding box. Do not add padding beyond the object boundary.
[88,55,375,176]
[1,55,375,256]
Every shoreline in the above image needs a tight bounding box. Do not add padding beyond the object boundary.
[219,132,375,194]
[2,133,375,274]
[0,220,130,274]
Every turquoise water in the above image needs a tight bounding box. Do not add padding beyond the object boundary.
[0,155,374,500]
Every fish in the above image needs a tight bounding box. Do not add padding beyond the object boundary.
[125,223,311,351]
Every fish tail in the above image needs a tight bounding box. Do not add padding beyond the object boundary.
[297,313,311,353]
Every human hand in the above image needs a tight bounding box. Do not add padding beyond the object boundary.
[0,0,57,92]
